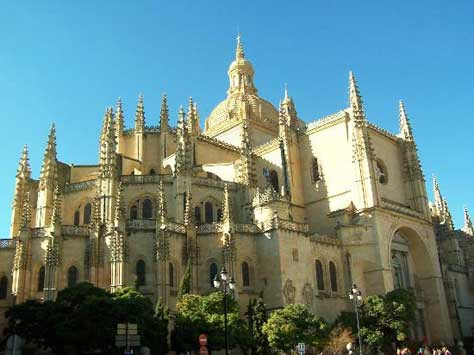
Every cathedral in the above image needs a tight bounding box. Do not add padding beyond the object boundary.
[0,36,473,346]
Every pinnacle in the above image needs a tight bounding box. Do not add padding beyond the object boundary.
[17,144,31,178]
[399,100,414,141]
[236,33,245,59]
[349,71,365,123]
[134,93,145,130]
[160,93,169,130]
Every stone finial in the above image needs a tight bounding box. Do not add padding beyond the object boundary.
[115,97,124,136]
[51,184,62,226]
[17,145,31,179]
[183,189,193,226]
[134,93,145,132]
[91,189,102,230]
[399,100,414,142]
[157,181,167,225]
[236,33,245,60]
[99,107,117,178]
[222,184,232,222]
[160,93,169,132]
[186,97,200,136]
[39,124,57,189]
[349,71,366,126]
[463,206,474,236]
[175,106,192,175]
[433,174,443,215]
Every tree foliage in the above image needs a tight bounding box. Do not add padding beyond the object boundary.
[336,288,417,352]
[4,282,169,355]
[262,304,328,352]
[247,294,270,354]
[172,291,250,352]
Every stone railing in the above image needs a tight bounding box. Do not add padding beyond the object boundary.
[166,222,186,234]
[61,225,90,237]
[31,227,47,238]
[305,110,347,133]
[252,186,288,207]
[126,219,156,230]
[197,223,223,234]
[64,179,97,193]
[121,175,162,185]
[0,239,16,249]
[309,233,341,246]
[192,177,237,190]
[259,218,308,234]
[233,224,260,234]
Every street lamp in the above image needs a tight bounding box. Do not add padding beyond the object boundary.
[213,267,236,355]
[349,284,363,355]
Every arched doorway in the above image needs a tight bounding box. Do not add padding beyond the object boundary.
[388,227,452,345]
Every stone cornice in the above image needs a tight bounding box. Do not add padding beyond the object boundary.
[366,122,398,142]
[197,135,241,153]
[252,138,280,156]
[305,110,348,134]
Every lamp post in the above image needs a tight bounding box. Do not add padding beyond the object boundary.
[213,267,236,355]
[349,284,363,355]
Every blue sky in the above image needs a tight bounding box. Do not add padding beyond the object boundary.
[0,0,473,237]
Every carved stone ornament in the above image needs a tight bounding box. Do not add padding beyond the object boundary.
[302,283,314,308]
[283,279,296,304]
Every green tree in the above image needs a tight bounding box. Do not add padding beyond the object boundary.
[172,291,248,352]
[262,304,328,352]
[335,288,416,352]
[149,298,170,355]
[177,258,191,301]
[247,294,270,354]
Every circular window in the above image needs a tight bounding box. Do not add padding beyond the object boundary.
[375,159,388,184]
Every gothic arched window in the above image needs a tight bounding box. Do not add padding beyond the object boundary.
[210,263,218,287]
[149,169,156,175]
[68,266,78,288]
[83,203,92,224]
[205,202,213,223]
[38,266,45,292]
[217,208,223,222]
[74,211,80,226]
[329,261,338,292]
[142,199,153,219]
[169,263,174,288]
[130,205,138,220]
[136,260,146,286]
[194,207,201,223]
[315,260,324,290]
[269,170,279,192]
[312,157,321,183]
[242,262,250,287]
[0,276,7,299]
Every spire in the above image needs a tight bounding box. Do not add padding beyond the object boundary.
[237,118,256,186]
[115,97,124,137]
[236,33,245,59]
[39,124,57,189]
[134,93,145,131]
[399,100,414,142]
[51,184,62,226]
[99,107,117,178]
[186,97,200,136]
[91,189,101,230]
[463,206,474,236]
[175,106,191,175]
[20,192,31,232]
[349,71,366,126]
[222,184,232,222]
[433,175,444,214]
[157,181,167,225]
[183,189,193,226]
[160,93,169,132]
[17,145,31,179]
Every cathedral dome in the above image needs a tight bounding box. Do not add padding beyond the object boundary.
[204,35,279,136]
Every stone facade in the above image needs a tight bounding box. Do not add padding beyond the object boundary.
[0,35,468,345]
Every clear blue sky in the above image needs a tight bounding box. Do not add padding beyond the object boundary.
[1,0,473,237]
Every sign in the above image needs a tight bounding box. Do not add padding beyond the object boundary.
[199,334,208,346]
[297,342,305,354]
[199,346,209,355]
